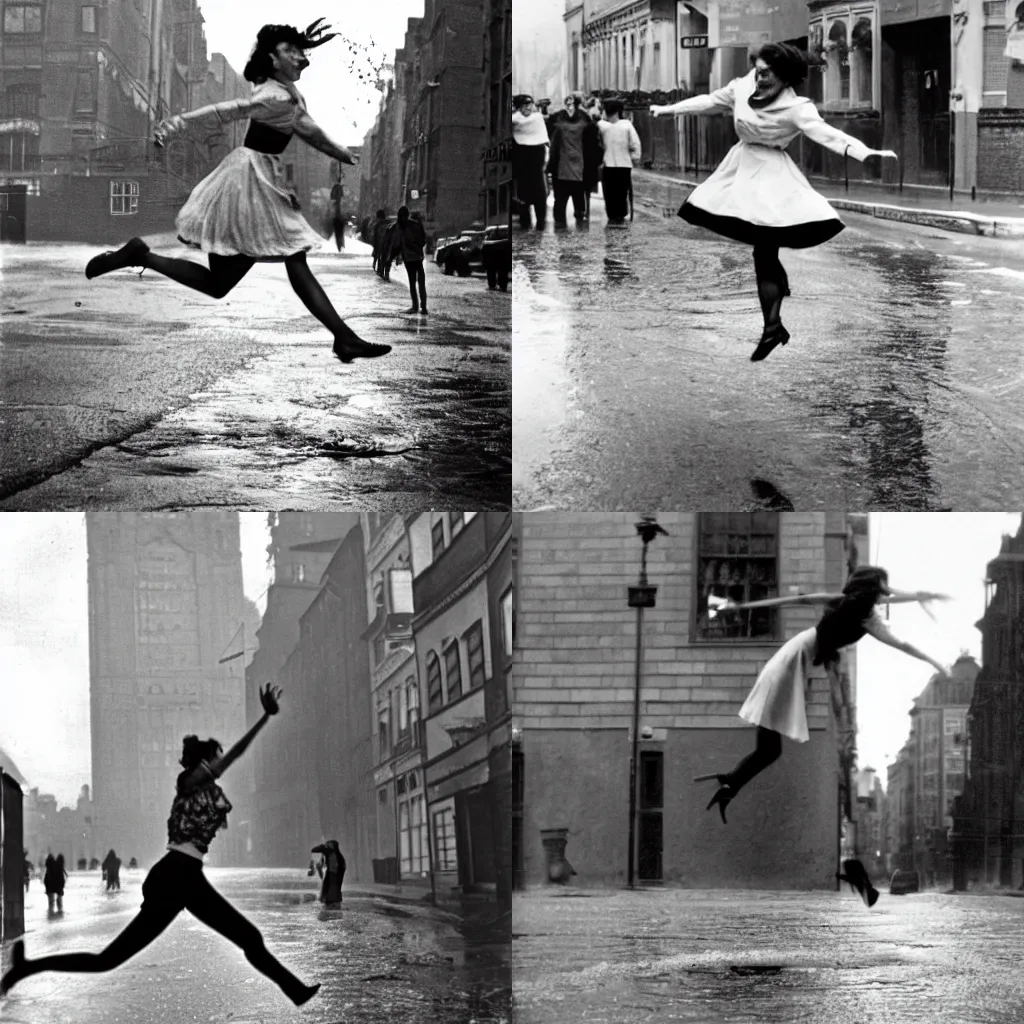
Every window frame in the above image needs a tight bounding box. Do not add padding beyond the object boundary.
[80,4,96,33]
[426,651,443,712]
[432,806,457,871]
[3,3,43,34]
[465,619,486,690]
[431,518,446,560]
[109,180,139,216]
[443,639,462,703]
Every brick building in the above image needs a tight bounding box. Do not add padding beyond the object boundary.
[515,512,866,890]
[481,0,512,225]
[952,515,1024,888]
[0,0,247,242]
[85,512,248,868]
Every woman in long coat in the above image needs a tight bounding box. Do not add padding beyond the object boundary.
[652,42,897,361]
[311,841,345,905]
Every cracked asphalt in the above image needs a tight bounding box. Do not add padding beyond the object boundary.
[0,234,510,510]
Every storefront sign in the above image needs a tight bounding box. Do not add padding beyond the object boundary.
[708,0,773,48]
[680,35,709,47]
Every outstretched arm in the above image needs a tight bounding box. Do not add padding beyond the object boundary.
[716,591,842,612]
[293,111,357,164]
[790,101,896,163]
[862,615,948,675]
[155,96,270,144]
[651,80,736,118]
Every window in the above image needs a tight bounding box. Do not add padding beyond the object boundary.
[398,683,409,731]
[426,652,443,712]
[433,807,457,870]
[81,5,96,32]
[850,17,872,106]
[407,679,421,744]
[449,511,464,535]
[945,716,962,735]
[285,163,294,183]
[431,519,446,559]
[396,774,407,796]
[827,20,850,102]
[378,787,388,806]
[500,586,514,657]
[411,794,428,873]
[110,181,139,216]
[465,620,486,689]
[444,640,462,703]
[378,708,390,758]
[399,802,411,873]
[694,513,779,640]
[291,563,306,583]
[75,70,96,113]
[1,85,40,118]
[3,4,42,32]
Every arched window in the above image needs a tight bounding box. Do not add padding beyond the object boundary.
[426,652,443,712]
[850,17,873,107]
[444,640,462,703]
[827,20,850,102]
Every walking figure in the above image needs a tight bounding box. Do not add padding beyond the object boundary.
[311,841,346,906]
[371,210,390,277]
[23,851,32,893]
[547,93,603,227]
[83,20,389,365]
[596,98,641,226]
[329,165,346,251]
[696,567,948,902]
[102,850,122,891]
[512,95,549,230]
[43,854,68,915]
[652,43,897,361]
[2,684,320,1007]
[389,207,428,315]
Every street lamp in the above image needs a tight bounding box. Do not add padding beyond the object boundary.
[626,514,667,890]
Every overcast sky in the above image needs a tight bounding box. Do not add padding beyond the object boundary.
[0,514,271,807]
[196,0,426,146]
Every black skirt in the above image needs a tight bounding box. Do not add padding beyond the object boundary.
[513,143,548,206]
[678,201,845,249]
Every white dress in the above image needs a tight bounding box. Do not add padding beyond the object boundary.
[664,69,874,249]
[738,627,821,742]
[174,80,325,261]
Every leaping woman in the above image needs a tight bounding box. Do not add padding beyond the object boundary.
[83,20,390,365]
[2,685,321,1007]
[695,567,949,899]
[651,43,898,362]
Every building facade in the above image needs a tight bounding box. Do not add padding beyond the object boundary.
[1,765,25,944]
[22,785,100,871]
[85,512,247,868]
[481,0,512,225]
[408,511,512,907]
[515,512,865,889]
[952,515,1024,888]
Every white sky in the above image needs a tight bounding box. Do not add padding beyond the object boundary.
[0,514,271,807]
[196,0,427,146]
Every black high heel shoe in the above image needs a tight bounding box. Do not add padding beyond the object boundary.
[1,939,26,994]
[838,859,880,908]
[695,773,736,824]
[85,237,150,280]
[751,321,790,362]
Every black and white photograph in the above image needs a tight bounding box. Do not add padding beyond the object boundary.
[513,0,1024,511]
[510,511,1024,1023]
[0,0,511,510]
[0,512,513,1023]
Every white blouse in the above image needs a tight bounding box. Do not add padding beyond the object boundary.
[513,110,549,146]
[179,80,322,141]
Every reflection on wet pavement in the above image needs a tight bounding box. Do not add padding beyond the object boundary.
[513,176,1024,510]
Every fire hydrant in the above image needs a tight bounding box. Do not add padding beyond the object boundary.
[540,827,577,884]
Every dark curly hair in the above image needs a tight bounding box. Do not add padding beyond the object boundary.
[243,20,335,83]
[814,566,890,667]
[755,42,817,89]
[180,735,223,771]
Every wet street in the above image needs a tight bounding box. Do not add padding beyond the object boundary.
[1,237,510,510]
[513,887,1024,1023]
[513,173,1024,510]
[0,869,509,1024]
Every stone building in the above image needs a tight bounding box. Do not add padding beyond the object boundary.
[85,513,248,868]
[952,515,1024,888]
[22,785,100,872]
[407,512,513,910]
[515,512,866,889]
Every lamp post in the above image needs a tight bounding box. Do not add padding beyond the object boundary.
[626,514,667,889]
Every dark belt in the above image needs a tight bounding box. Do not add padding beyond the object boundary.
[243,120,292,154]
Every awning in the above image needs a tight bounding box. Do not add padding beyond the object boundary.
[682,0,708,16]
[0,120,40,136]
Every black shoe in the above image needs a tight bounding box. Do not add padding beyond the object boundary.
[332,339,392,363]
[404,306,419,314]
[85,237,150,279]
[839,859,878,907]
[751,322,790,362]
[290,982,321,1006]
[695,773,735,824]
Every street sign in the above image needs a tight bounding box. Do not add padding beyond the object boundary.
[680,35,708,47]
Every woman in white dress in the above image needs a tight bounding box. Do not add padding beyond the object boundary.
[697,567,949,841]
[83,21,390,365]
[651,43,898,361]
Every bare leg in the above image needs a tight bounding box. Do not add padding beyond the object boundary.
[142,252,255,298]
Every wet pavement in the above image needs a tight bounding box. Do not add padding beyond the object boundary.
[513,175,1024,511]
[0,868,510,1024]
[513,886,1024,1023]
[1,236,510,510]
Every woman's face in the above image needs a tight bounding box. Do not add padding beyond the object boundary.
[521,99,535,115]
[273,42,309,82]
[753,59,784,98]
[564,96,578,114]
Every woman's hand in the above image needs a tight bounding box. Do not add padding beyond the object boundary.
[650,105,665,117]
[154,115,185,147]
[259,683,282,716]
[917,591,952,603]
[870,149,898,160]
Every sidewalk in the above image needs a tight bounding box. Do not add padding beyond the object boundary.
[635,167,1024,239]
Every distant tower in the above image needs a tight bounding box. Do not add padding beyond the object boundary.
[86,513,247,867]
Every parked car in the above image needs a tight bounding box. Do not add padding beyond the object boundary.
[481,224,510,291]
[889,869,920,895]
[440,229,487,276]
[433,236,452,263]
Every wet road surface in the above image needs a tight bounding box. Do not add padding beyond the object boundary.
[513,175,1024,510]
[0,869,509,1024]
[513,887,1024,1023]
[1,237,510,510]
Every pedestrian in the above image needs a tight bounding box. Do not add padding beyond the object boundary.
[128,857,138,870]
[329,165,346,251]
[371,209,389,275]
[378,218,396,282]
[102,849,122,891]
[547,92,603,227]
[651,42,897,361]
[43,854,68,914]
[512,94,549,231]
[696,566,949,906]
[23,850,31,893]
[388,206,428,315]
[310,840,346,905]
[82,20,389,366]
[1,684,321,1008]
[597,98,641,226]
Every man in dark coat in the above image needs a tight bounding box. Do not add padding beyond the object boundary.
[547,92,603,226]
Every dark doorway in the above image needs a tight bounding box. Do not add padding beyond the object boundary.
[0,185,27,243]
[512,749,524,890]
[464,786,497,887]
[638,750,663,881]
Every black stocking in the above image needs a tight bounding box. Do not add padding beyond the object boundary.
[284,251,366,349]
[752,246,790,327]
[142,252,255,298]
[727,726,783,794]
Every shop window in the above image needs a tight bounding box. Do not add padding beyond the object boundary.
[693,513,779,640]
[827,20,850,102]
[110,181,139,215]
[850,17,872,106]
[444,640,462,702]
[432,807,457,870]
[465,620,486,689]
[426,651,443,712]
[81,5,96,32]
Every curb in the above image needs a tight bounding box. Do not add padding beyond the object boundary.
[635,170,1024,239]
